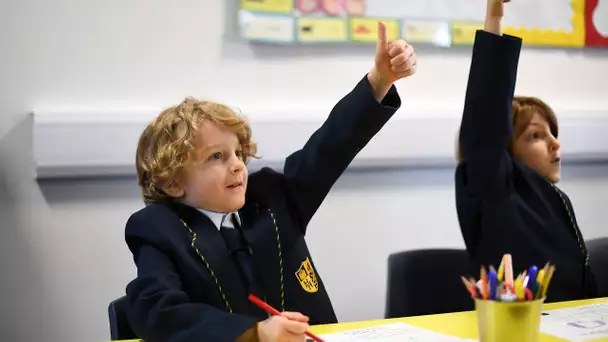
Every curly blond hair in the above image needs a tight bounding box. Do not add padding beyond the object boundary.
[136,98,258,204]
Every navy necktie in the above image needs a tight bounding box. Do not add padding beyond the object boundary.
[219,214,261,297]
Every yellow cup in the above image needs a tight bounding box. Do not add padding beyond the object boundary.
[475,298,545,342]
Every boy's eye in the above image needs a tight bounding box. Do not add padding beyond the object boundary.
[236,150,243,159]
[530,132,540,139]
[209,152,222,160]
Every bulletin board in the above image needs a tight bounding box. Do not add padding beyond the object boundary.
[586,0,608,46]
[237,0,608,48]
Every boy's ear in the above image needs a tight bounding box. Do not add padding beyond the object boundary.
[162,179,185,198]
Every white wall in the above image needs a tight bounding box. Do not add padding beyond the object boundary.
[6,0,608,118]
[1,1,608,342]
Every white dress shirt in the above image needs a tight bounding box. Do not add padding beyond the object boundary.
[197,209,242,230]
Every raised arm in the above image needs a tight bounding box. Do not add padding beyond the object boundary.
[457,0,522,198]
[281,22,416,231]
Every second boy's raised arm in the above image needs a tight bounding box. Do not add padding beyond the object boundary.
[278,23,416,231]
[458,0,522,198]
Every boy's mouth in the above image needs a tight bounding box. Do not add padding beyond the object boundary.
[227,181,244,189]
[551,157,561,164]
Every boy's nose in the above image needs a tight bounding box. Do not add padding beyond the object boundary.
[229,158,244,173]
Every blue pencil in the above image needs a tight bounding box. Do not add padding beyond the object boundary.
[488,269,498,300]
[527,265,538,297]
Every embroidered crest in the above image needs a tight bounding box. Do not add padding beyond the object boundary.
[295,257,319,293]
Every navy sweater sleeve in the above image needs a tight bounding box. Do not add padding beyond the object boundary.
[281,74,401,232]
[458,30,522,198]
[124,215,257,342]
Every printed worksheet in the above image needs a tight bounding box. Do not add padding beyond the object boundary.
[540,303,608,341]
[316,322,476,342]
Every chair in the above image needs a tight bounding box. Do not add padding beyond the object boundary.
[588,237,608,297]
[385,249,475,318]
[108,296,137,340]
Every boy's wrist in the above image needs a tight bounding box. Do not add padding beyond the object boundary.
[484,16,502,35]
[486,14,503,21]
[367,68,392,102]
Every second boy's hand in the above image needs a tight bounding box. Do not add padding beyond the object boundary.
[368,21,417,102]
[484,0,511,35]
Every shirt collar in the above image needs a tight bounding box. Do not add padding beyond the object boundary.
[197,208,241,230]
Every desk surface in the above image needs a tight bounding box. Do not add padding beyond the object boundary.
[117,297,608,341]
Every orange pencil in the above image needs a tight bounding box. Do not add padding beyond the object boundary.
[481,266,489,300]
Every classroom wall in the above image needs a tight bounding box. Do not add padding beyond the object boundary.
[6,0,608,118]
[1,1,608,342]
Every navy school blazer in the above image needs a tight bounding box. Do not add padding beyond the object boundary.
[124,75,401,342]
[456,31,597,302]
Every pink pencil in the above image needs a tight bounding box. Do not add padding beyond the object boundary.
[503,254,514,286]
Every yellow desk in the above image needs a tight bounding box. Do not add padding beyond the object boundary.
[312,297,608,341]
[117,297,608,342]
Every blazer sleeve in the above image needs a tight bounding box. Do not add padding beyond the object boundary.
[280,74,401,232]
[457,30,522,198]
[125,217,258,342]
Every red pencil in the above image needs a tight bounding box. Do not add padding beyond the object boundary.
[460,276,477,298]
[248,294,325,342]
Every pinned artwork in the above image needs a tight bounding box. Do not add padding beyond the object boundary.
[402,20,451,47]
[586,0,608,46]
[593,0,608,34]
[350,17,399,42]
[239,11,295,43]
[297,17,348,43]
[238,0,607,48]
[240,0,293,14]
[344,0,365,17]
[297,0,320,14]
[322,0,343,16]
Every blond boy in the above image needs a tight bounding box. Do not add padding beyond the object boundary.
[125,23,417,342]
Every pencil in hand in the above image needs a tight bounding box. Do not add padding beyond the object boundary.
[248,294,325,342]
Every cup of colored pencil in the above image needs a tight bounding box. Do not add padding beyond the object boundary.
[460,254,555,342]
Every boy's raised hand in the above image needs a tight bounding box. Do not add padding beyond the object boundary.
[368,21,417,101]
[485,0,511,34]
[487,0,511,18]
[371,22,417,85]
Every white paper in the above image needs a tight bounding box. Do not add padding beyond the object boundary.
[317,322,476,342]
[365,0,574,31]
[540,303,608,342]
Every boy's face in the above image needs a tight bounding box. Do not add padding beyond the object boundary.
[512,112,561,183]
[164,120,248,212]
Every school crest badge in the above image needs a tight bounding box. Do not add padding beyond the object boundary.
[295,257,318,293]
